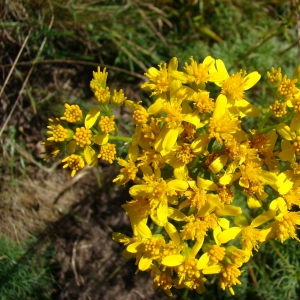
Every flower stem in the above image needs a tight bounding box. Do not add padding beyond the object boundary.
[258,111,272,132]
[108,135,132,143]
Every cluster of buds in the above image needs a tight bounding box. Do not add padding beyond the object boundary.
[43,56,300,296]
[41,67,129,176]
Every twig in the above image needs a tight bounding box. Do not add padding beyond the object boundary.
[0,59,147,80]
[71,239,81,286]
[247,262,264,300]
[0,28,32,99]
[0,66,34,137]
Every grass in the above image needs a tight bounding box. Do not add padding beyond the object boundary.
[1,0,300,299]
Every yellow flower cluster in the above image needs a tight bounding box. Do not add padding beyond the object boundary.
[41,67,130,176]
[42,58,300,296]
[112,57,300,296]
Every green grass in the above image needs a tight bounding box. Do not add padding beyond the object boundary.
[0,235,55,299]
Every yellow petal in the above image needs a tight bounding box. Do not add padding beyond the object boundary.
[278,148,295,162]
[251,210,276,228]
[216,59,229,77]
[182,112,202,128]
[190,237,204,258]
[167,207,186,221]
[162,255,185,267]
[243,72,261,90]
[171,71,189,84]
[236,99,260,117]
[139,255,152,271]
[202,264,222,274]
[277,123,293,140]
[154,127,178,153]
[164,222,180,245]
[197,177,217,190]
[157,203,168,224]
[147,98,166,115]
[209,155,228,173]
[92,134,109,145]
[207,194,224,210]
[259,170,277,184]
[218,227,242,244]
[277,197,287,213]
[290,112,300,131]
[84,146,98,166]
[85,107,100,129]
[247,196,261,209]
[127,242,143,253]
[167,179,188,191]
[168,57,178,72]
[112,232,128,242]
[213,94,227,119]
[216,205,242,216]
[196,253,210,270]
[136,222,152,239]
[191,134,210,154]
[218,218,230,229]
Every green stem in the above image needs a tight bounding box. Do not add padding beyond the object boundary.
[259,124,277,134]
[258,111,272,132]
[108,135,132,143]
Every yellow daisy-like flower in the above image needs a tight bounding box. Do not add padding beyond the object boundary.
[98,143,116,164]
[218,211,275,255]
[61,103,82,123]
[270,100,287,117]
[172,56,228,88]
[208,95,241,144]
[219,263,242,295]
[141,57,178,96]
[62,154,85,177]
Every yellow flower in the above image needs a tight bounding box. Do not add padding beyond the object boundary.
[98,115,115,133]
[113,157,138,185]
[94,86,111,104]
[277,122,300,162]
[125,222,166,271]
[277,75,298,100]
[130,173,188,225]
[47,118,69,142]
[111,89,127,106]
[62,154,85,177]
[213,59,261,117]
[219,263,242,295]
[172,56,228,88]
[61,103,83,123]
[90,66,108,92]
[266,197,300,242]
[208,94,241,143]
[267,67,282,87]
[218,211,275,255]
[179,177,223,211]
[98,143,116,164]
[239,161,277,208]
[141,57,178,96]
[270,100,287,117]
